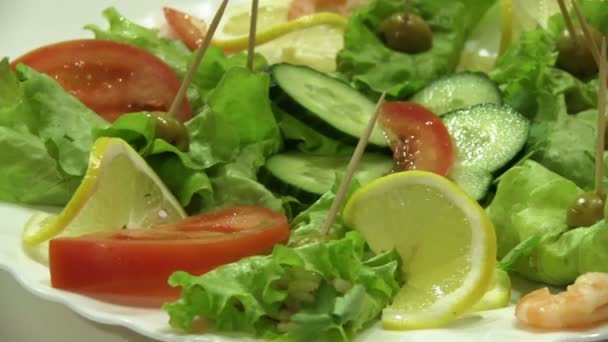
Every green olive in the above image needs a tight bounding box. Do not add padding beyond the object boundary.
[379,12,433,54]
[556,27,603,79]
[566,192,606,228]
[145,111,190,152]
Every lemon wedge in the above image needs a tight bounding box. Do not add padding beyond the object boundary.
[22,137,186,245]
[212,0,347,72]
[255,21,346,72]
[343,171,497,329]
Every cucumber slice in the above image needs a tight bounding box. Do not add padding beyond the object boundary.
[261,152,393,202]
[271,64,389,147]
[443,103,529,200]
[449,166,494,202]
[412,72,502,116]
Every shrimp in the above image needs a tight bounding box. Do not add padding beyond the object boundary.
[287,0,368,20]
[515,272,608,330]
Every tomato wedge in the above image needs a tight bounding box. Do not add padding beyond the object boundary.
[11,39,192,123]
[49,206,289,306]
[380,101,454,176]
[163,7,207,51]
[287,0,365,20]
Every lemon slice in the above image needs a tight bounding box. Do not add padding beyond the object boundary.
[212,0,347,49]
[212,0,347,72]
[213,0,290,43]
[343,171,497,329]
[471,267,512,311]
[22,137,186,245]
[256,22,345,72]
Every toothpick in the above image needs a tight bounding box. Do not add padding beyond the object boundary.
[405,0,413,16]
[321,92,387,236]
[168,0,230,117]
[247,0,259,72]
[557,0,579,45]
[595,37,607,196]
[570,0,601,66]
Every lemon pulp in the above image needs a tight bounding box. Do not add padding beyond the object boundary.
[22,137,186,245]
[212,0,347,72]
[344,171,497,329]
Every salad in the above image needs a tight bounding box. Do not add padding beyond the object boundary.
[2,0,608,341]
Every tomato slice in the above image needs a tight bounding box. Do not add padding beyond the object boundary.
[49,206,289,306]
[11,39,192,123]
[287,0,365,20]
[163,7,207,51]
[379,101,454,176]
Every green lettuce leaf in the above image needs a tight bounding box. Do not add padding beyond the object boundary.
[205,67,283,211]
[209,141,283,212]
[164,176,400,340]
[0,60,106,205]
[287,177,361,246]
[336,0,494,98]
[164,231,401,341]
[490,0,607,118]
[94,67,282,213]
[496,235,541,272]
[487,160,608,285]
[490,28,558,118]
[275,107,354,157]
[579,0,608,35]
[529,108,605,191]
[490,6,605,192]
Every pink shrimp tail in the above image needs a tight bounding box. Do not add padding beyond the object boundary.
[515,273,608,330]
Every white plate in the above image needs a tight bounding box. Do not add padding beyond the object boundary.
[1,1,608,341]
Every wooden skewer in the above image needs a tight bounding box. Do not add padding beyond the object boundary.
[247,0,260,72]
[556,0,579,44]
[405,0,413,15]
[595,37,607,196]
[570,0,601,66]
[321,92,387,236]
[168,0,230,118]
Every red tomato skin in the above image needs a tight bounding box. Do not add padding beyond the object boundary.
[49,206,289,306]
[380,101,454,176]
[163,7,207,51]
[11,39,192,123]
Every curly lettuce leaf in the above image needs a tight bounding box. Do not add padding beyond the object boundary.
[0,60,106,205]
[490,28,558,118]
[487,160,608,285]
[209,141,283,212]
[490,0,606,118]
[336,0,493,98]
[287,177,362,246]
[164,177,400,340]
[164,231,401,341]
